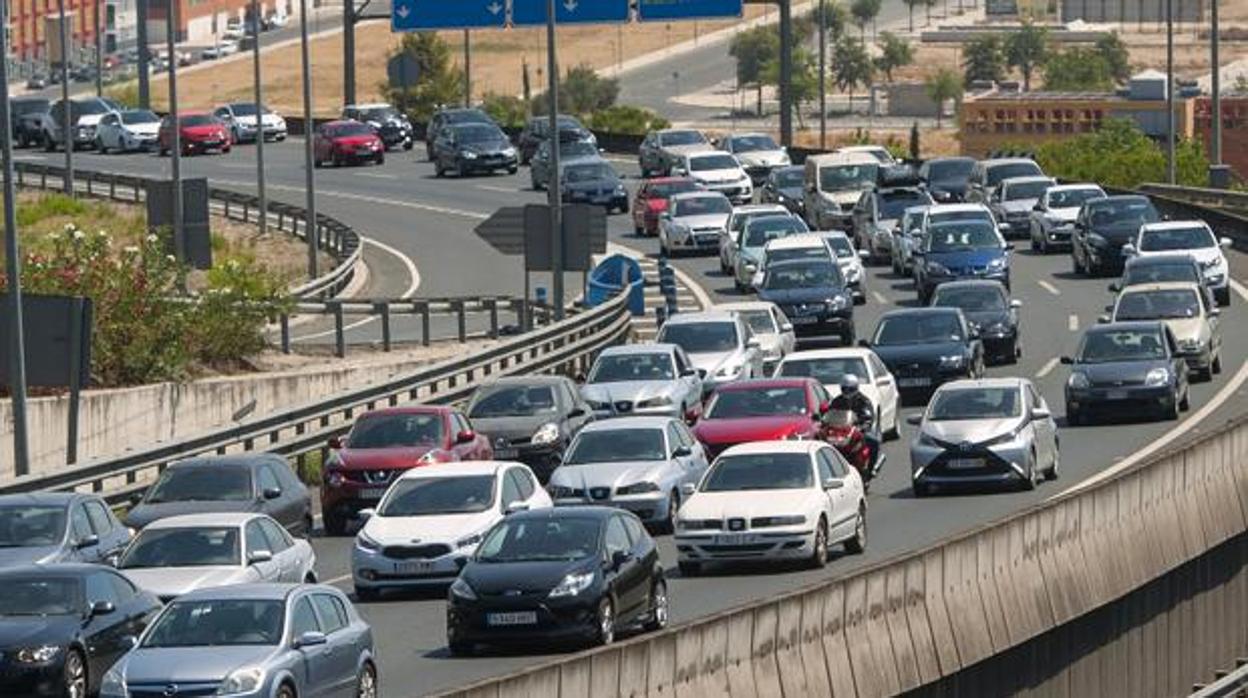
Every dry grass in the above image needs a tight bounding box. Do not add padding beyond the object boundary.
[791,126,962,157]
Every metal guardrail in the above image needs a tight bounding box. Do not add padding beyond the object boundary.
[10,162,361,299]
[1139,183,1248,216]
[1193,659,1248,698]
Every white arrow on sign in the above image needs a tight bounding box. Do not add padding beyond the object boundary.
[487,1,503,13]
[563,0,578,11]
[395,1,411,18]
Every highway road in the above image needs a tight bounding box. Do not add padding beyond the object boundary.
[24,139,1248,696]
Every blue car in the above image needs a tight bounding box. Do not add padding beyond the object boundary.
[757,257,856,346]
[913,219,1013,304]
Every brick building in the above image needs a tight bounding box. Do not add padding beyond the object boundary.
[1192,95,1248,181]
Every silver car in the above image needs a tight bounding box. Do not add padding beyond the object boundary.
[656,311,763,394]
[733,214,810,291]
[548,416,709,531]
[530,139,602,191]
[719,204,790,274]
[908,377,1059,496]
[100,584,377,698]
[890,204,932,276]
[713,301,796,374]
[117,513,317,602]
[0,492,132,567]
[581,344,704,420]
[659,191,733,257]
[1028,183,1106,254]
[717,132,791,185]
[988,176,1055,239]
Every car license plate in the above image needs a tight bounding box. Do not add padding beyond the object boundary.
[357,147,373,155]
[1107,389,1129,400]
[396,561,434,575]
[714,533,758,545]
[947,458,984,470]
[494,448,519,459]
[488,611,537,626]
[360,488,388,499]
[898,377,932,388]
[790,316,818,325]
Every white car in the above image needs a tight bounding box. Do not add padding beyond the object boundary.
[834,144,896,164]
[718,132,791,185]
[773,347,900,439]
[890,204,932,276]
[351,461,551,599]
[720,204,791,274]
[1124,220,1233,306]
[1028,183,1106,254]
[660,191,733,257]
[813,230,869,301]
[580,344,704,420]
[201,40,240,60]
[116,513,317,602]
[753,233,838,289]
[674,440,867,575]
[712,301,796,374]
[656,310,764,393]
[918,202,1005,238]
[213,102,288,143]
[94,108,161,152]
[672,150,753,204]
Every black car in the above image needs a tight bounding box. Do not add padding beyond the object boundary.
[930,280,1021,364]
[516,114,595,165]
[1110,253,1215,306]
[432,122,518,178]
[759,165,805,214]
[124,454,313,535]
[918,156,975,203]
[559,160,628,213]
[424,106,493,160]
[342,103,413,150]
[757,258,855,345]
[446,506,666,655]
[1062,321,1190,424]
[863,307,983,403]
[0,492,132,568]
[10,97,50,148]
[466,376,594,482]
[0,565,161,697]
[1071,195,1161,276]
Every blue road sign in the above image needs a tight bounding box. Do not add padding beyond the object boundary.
[391,0,507,31]
[511,0,630,25]
[636,0,743,21]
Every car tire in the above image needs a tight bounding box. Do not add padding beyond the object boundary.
[840,328,855,347]
[1021,454,1039,491]
[642,579,669,632]
[845,506,867,554]
[1045,443,1060,481]
[276,682,296,698]
[355,585,379,602]
[1179,387,1190,412]
[1215,286,1231,307]
[507,165,518,175]
[355,662,378,698]
[807,517,829,569]
[594,598,615,647]
[1166,396,1181,421]
[678,560,701,577]
[1072,250,1083,275]
[44,134,56,152]
[323,511,348,536]
[912,481,931,498]
[448,640,474,657]
[660,490,679,534]
[1213,351,1223,375]
[62,648,86,698]
[1066,405,1082,427]
[301,514,314,538]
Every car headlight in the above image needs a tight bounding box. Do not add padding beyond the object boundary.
[450,577,478,601]
[827,294,849,310]
[355,531,381,552]
[918,431,940,447]
[1178,338,1203,352]
[532,422,561,446]
[1068,371,1090,389]
[100,665,126,697]
[1087,232,1108,247]
[502,147,516,157]
[455,533,483,549]
[753,515,806,527]
[785,430,807,440]
[586,398,611,411]
[216,667,265,696]
[987,257,1007,271]
[715,363,744,378]
[844,265,861,281]
[461,151,478,159]
[615,184,627,194]
[982,427,1024,447]
[617,481,660,495]
[926,261,949,275]
[637,395,672,408]
[325,470,345,488]
[939,354,965,368]
[1145,368,1170,387]
[984,322,1012,336]
[14,645,61,663]
[549,570,595,598]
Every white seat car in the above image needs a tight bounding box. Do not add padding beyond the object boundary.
[733,214,811,291]
[580,344,704,420]
[94,109,161,152]
[116,513,317,603]
[672,150,753,204]
[352,461,551,599]
[659,191,734,257]
[712,301,796,374]
[720,203,791,274]
[656,310,764,394]
[1028,183,1106,254]
[773,347,900,439]
[1124,220,1233,306]
[674,441,866,575]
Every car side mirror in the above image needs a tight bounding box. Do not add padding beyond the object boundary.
[121,634,139,650]
[1121,244,1136,256]
[327,436,343,450]
[1219,237,1232,248]
[681,368,698,378]
[823,478,844,491]
[456,429,476,444]
[681,482,697,498]
[128,492,144,507]
[504,501,529,515]
[1004,243,1015,251]
[89,600,115,617]
[1104,305,1114,312]
[1096,315,1111,324]
[248,549,273,565]
[906,414,923,426]
[696,368,708,379]
[997,222,1010,233]
[294,631,328,649]
[746,337,761,349]
[818,400,831,414]
[611,550,632,570]
[75,534,99,550]
[969,326,981,339]
[567,407,586,418]
[1059,356,1073,365]
[358,508,376,521]
[857,249,870,259]
[671,167,687,176]
[857,339,871,348]
[262,487,282,500]
[780,322,794,333]
[672,445,692,458]
[1032,407,1051,420]
[1009,299,1022,309]
[1108,283,1120,293]
[1033,203,1044,211]
[1210,308,1221,317]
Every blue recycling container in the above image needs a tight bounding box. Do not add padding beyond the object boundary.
[586,254,645,316]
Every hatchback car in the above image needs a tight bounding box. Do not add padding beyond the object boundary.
[863,308,984,402]
[432,122,518,176]
[756,258,856,345]
[758,165,806,213]
[753,233,838,289]
[631,176,702,236]
[1063,321,1191,424]
[671,150,753,204]
[655,310,763,393]
[0,492,131,567]
[713,300,797,374]
[94,109,161,152]
[10,96,49,148]
[966,157,1045,203]
[158,112,231,156]
[638,127,711,177]
[1071,195,1161,276]
[213,102,287,143]
[987,175,1055,239]
[814,230,869,300]
[659,191,734,257]
[918,156,975,203]
[717,132,790,185]
[891,204,933,275]
[517,113,594,164]
[559,160,628,212]
[425,106,494,160]
[1029,183,1106,253]
[466,376,592,481]
[930,280,1022,364]
[342,102,412,150]
[733,214,811,290]
[913,219,1013,303]
[852,185,933,263]
[530,138,602,191]
[446,507,667,654]
[1106,282,1222,380]
[720,204,791,274]
[580,344,704,421]
[773,348,900,439]
[312,119,384,167]
[1110,253,1211,304]
[690,378,834,461]
[1124,220,1233,306]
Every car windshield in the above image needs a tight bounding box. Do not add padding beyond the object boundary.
[331,122,372,136]
[874,314,963,345]
[359,107,398,121]
[648,180,699,198]
[731,210,783,233]
[928,209,993,227]
[1048,187,1103,208]
[778,357,868,384]
[447,110,489,124]
[928,387,1021,420]
[144,599,285,647]
[659,130,705,146]
[455,124,501,143]
[763,262,843,290]
[146,465,252,503]
[564,163,613,182]
[476,517,601,563]
[820,164,878,192]
[120,527,242,568]
[1088,198,1159,228]
[12,99,49,115]
[230,103,259,116]
[1004,180,1052,201]
[932,286,1006,311]
[769,246,829,265]
[179,114,215,127]
[1140,226,1217,252]
[1124,262,1200,286]
[823,236,855,259]
[986,162,1042,186]
[1115,289,1201,320]
[1077,329,1168,363]
[774,168,804,187]
[739,309,777,334]
[470,386,557,418]
[659,322,738,353]
[926,222,1000,251]
[926,159,974,181]
[0,504,66,547]
[73,99,110,116]
[0,578,81,616]
[690,154,738,171]
[379,476,495,516]
[348,414,443,448]
[730,135,778,152]
[744,217,805,247]
[706,387,809,418]
[121,110,159,125]
[566,429,666,464]
[557,141,598,159]
[673,196,731,217]
[879,190,930,220]
[702,453,813,492]
[589,354,675,383]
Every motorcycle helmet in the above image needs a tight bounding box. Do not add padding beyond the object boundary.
[840,374,860,395]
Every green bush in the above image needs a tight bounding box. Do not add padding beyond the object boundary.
[1031,118,1209,190]
[588,105,670,135]
[481,92,529,129]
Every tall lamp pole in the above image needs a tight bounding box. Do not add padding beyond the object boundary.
[167,0,184,265]
[1165,0,1175,184]
[300,0,318,278]
[1210,0,1222,172]
[818,0,826,149]
[95,0,103,96]
[546,0,563,319]
[251,0,268,237]
[57,0,72,195]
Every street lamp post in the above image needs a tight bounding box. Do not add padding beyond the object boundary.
[300,0,318,278]
[167,0,184,264]
[252,0,268,237]
[546,0,563,319]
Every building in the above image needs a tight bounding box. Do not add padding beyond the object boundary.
[7,0,114,61]
[145,0,294,44]
[1192,95,1248,181]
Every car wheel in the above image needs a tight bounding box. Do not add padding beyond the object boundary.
[355,662,378,698]
[678,560,701,577]
[912,481,931,498]
[1021,454,1039,491]
[301,513,314,538]
[1215,286,1231,307]
[1066,405,1082,426]
[507,165,518,175]
[1045,443,1060,481]
[276,682,296,698]
[355,585,379,602]
[94,136,105,153]
[884,412,899,441]
[660,490,679,534]
[1213,351,1223,375]
[1072,250,1083,275]
[376,153,385,166]
[595,597,615,646]
[1039,235,1049,255]
[63,648,86,698]
[448,639,474,657]
[643,579,669,632]
[44,134,56,152]
[807,517,829,569]
[323,511,348,536]
[1165,395,1181,421]
[434,161,444,177]
[840,328,855,347]
[1179,387,1191,412]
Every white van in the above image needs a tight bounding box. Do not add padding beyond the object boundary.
[803,152,880,231]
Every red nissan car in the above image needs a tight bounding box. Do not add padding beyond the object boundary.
[630,176,702,236]
[158,112,232,156]
[313,119,385,167]
[320,405,493,535]
[691,378,832,461]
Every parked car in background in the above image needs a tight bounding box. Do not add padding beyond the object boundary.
[10,96,50,148]
[720,203,791,274]
[758,165,806,214]
[773,348,900,438]
[0,492,131,567]
[1028,183,1106,254]
[426,106,494,160]
[656,310,764,393]
[312,119,384,167]
[200,39,239,59]
[631,176,702,236]
[930,280,1022,364]
[1107,282,1222,380]
[1063,321,1190,424]
[158,112,232,156]
[466,376,592,482]
[966,157,1045,204]
[94,109,161,152]
[716,132,790,185]
[659,191,734,257]
[560,160,629,213]
[690,378,833,460]
[1124,220,1234,306]
[213,102,287,143]
[918,156,976,203]
[987,175,1055,240]
[913,219,1013,303]
[756,258,856,345]
[530,138,602,191]
[670,150,753,204]
[1070,195,1161,276]
[432,122,518,177]
[713,300,796,374]
[639,127,711,177]
[343,102,413,150]
[580,344,704,421]
[517,113,595,164]
[864,307,984,402]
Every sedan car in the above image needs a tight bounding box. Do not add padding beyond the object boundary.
[1063,321,1191,424]
[732,214,810,290]
[674,440,866,575]
[0,492,130,568]
[717,132,790,185]
[918,156,975,203]
[756,258,856,345]
[213,102,287,143]
[655,310,763,393]
[773,348,900,439]
[1071,195,1161,276]
[852,185,933,263]
[630,176,702,236]
[758,165,806,214]
[967,157,1045,204]
[1124,220,1234,306]
[94,109,161,152]
[930,280,1022,364]
[1106,282,1222,380]
[987,175,1055,239]
[432,122,518,177]
[312,119,384,167]
[118,513,317,602]
[100,584,377,698]
[908,377,1059,496]
[580,344,704,420]
[720,203,791,274]
[713,300,796,374]
[548,417,708,531]
[321,405,493,535]
[0,565,161,698]
[659,191,733,257]
[671,150,753,204]
[125,454,312,535]
[517,113,595,164]
[352,461,551,599]
[913,219,1013,304]
[530,138,602,191]
[466,376,592,481]
[446,507,667,653]
[690,378,833,461]
[1028,183,1106,254]
[158,112,232,156]
[342,102,412,150]
[560,160,628,212]
[863,307,983,403]
[425,106,494,160]
[639,127,711,177]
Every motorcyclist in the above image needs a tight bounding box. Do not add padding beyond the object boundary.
[828,374,881,475]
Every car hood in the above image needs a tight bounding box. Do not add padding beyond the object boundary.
[119,646,278,685]
[0,545,62,566]
[181,124,225,138]
[921,417,1023,445]
[582,380,680,404]
[461,139,512,154]
[462,558,592,595]
[873,341,967,365]
[1141,247,1222,267]
[960,308,1013,329]
[758,287,847,305]
[691,168,746,185]
[662,144,711,157]
[671,213,729,229]
[549,461,669,490]
[1047,206,1080,223]
[821,189,867,206]
[332,134,379,147]
[777,186,804,200]
[736,150,789,168]
[124,122,161,137]
[126,500,259,530]
[76,114,105,127]
[926,248,1007,267]
[362,510,498,546]
[1161,317,1207,344]
[693,415,811,444]
[685,349,746,375]
[0,615,79,649]
[1073,359,1168,383]
[121,565,252,599]
[999,200,1037,215]
[564,177,622,192]
[337,445,437,469]
[681,489,817,520]
[471,414,558,442]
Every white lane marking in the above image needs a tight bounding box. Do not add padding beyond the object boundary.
[291,237,421,342]
[1038,280,1061,296]
[352,172,398,180]
[1036,356,1061,379]
[872,290,889,305]
[212,179,489,220]
[1056,277,1248,496]
[324,573,351,586]
[476,184,517,193]
[1068,314,1079,332]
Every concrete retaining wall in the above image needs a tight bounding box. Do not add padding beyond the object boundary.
[434,417,1248,698]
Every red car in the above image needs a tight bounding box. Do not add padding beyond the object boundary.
[313,119,385,167]
[158,112,232,156]
[320,405,493,535]
[691,378,832,461]
[630,176,702,236]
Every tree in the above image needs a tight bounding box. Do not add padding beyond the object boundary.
[850,0,882,41]
[531,64,619,115]
[923,0,937,26]
[818,2,851,42]
[1043,48,1114,91]
[1094,33,1131,83]
[383,33,464,122]
[1034,118,1208,189]
[481,92,528,128]
[925,67,963,128]
[874,32,913,83]
[909,121,921,160]
[833,38,874,110]
[729,26,780,115]
[587,105,670,135]
[764,47,820,129]
[962,35,1006,87]
[1005,21,1049,91]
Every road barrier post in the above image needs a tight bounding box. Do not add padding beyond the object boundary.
[376,301,391,351]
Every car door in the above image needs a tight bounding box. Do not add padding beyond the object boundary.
[83,571,129,682]
[97,113,116,148]
[244,519,282,581]
[83,499,128,563]
[67,501,101,562]
[290,594,335,698]
[1026,385,1057,469]
[772,306,796,355]
[509,466,550,509]
[622,514,659,603]
[673,348,701,412]
[107,571,159,642]
[603,515,647,621]
[310,593,358,698]
[259,517,300,582]
[559,380,592,435]
[1199,285,1221,355]
[676,421,709,477]
[256,463,294,529]
[867,353,898,432]
[817,449,855,539]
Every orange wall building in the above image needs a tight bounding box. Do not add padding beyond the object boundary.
[1192,95,1248,182]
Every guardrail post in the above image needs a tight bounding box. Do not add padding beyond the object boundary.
[454,300,467,342]
[487,298,499,339]
[108,174,116,199]
[330,301,345,358]
[376,301,392,352]
[280,315,291,354]
[417,301,431,347]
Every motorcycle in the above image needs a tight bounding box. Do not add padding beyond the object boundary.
[825,409,885,486]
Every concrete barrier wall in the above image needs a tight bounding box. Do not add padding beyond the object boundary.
[434,416,1248,698]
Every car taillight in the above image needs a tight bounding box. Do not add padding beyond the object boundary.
[648,200,666,211]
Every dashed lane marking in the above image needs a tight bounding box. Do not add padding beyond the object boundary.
[1068,314,1079,331]
[1036,356,1061,379]
[872,290,889,305]
[475,184,518,193]
[1038,280,1061,296]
